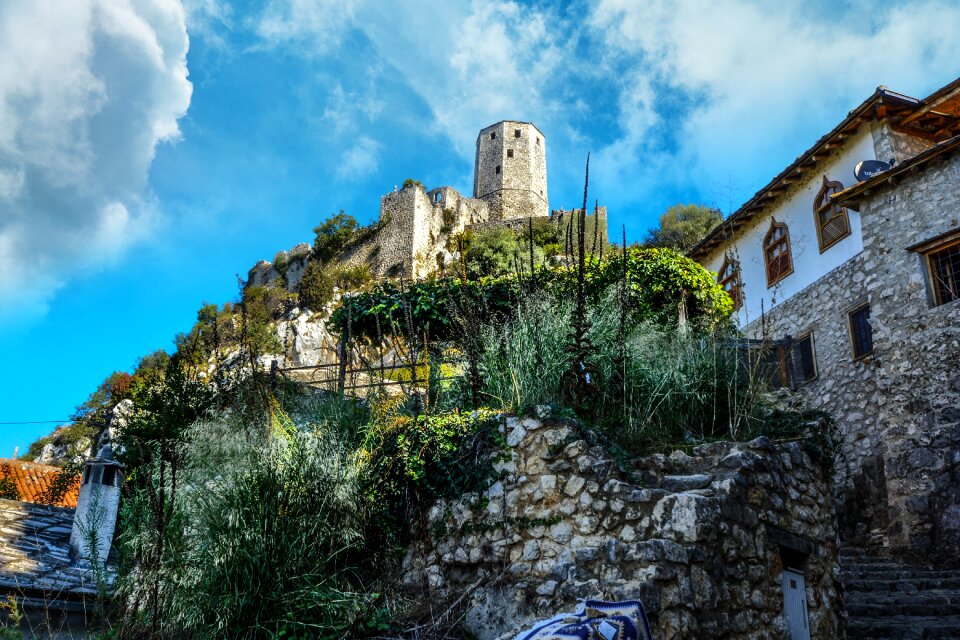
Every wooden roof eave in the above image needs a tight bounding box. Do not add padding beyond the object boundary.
[831,133,960,211]
[687,91,889,261]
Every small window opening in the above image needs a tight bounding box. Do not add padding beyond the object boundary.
[507,149,514,158]
[514,129,521,138]
[495,165,501,174]
[848,304,874,359]
[490,132,496,140]
[796,334,817,383]
[102,466,117,487]
[82,468,90,485]
[434,192,442,204]
[927,240,960,306]
[536,137,540,145]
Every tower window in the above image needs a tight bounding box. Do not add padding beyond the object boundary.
[763,219,793,287]
[848,304,874,359]
[490,132,496,140]
[495,165,501,174]
[814,176,850,252]
[103,466,117,487]
[507,149,514,158]
[514,129,521,138]
[536,137,540,145]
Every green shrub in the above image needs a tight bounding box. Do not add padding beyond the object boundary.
[313,212,360,264]
[0,469,19,501]
[332,247,732,343]
[360,408,500,551]
[298,261,373,313]
[298,259,334,312]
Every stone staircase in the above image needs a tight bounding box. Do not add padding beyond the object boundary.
[842,547,960,639]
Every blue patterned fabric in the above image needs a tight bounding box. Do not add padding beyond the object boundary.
[513,600,654,640]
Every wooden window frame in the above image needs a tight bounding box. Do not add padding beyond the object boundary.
[717,254,743,310]
[925,237,960,307]
[846,302,874,361]
[813,176,851,252]
[763,218,794,287]
[794,331,818,384]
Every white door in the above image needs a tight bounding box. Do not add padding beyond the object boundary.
[782,568,811,640]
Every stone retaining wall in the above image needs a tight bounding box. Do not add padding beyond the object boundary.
[402,412,841,639]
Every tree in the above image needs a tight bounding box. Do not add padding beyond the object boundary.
[644,204,722,252]
[313,211,359,264]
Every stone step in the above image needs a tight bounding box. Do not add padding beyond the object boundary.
[844,569,960,581]
[847,599,960,618]
[845,578,960,592]
[847,615,960,639]
[842,547,960,638]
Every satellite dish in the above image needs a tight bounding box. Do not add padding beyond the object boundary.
[855,159,892,182]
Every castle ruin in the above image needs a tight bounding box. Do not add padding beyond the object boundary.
[334,120,606,279]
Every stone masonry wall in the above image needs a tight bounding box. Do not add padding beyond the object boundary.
[740,256,887,546]
[402,412,841,640]
[745,150,960,560]
[870,121,934,166]
[855,151,960,559]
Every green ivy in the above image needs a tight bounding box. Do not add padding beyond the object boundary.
[360,409,501,551]
[331,247,733,342]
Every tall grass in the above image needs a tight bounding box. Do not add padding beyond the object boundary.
[478,292,766,451]
[173,429,366,638]
[116,406,371,639]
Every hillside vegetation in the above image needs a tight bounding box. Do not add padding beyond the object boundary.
[22,207,831,639]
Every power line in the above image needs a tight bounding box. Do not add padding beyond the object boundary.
[0,421,70,425]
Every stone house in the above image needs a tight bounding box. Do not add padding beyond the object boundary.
[689,77,960,561]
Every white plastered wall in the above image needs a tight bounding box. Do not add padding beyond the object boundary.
[703,129,877,328]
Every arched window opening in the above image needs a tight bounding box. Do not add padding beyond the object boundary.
[718,255,743,309]
[764,219,793,287]
[814,176,850,251]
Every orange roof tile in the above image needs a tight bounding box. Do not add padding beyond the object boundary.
[0,459,79,508]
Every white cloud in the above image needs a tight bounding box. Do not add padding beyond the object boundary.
[589,0,960,208]
[336,135,380,181]
[252,0,960,218]
[254,0,359,54]
[0,0,191,320]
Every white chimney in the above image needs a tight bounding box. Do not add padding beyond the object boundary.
[70,445,123,565]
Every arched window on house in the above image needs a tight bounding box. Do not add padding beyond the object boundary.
[718,254,742,310]
[764,219,793,287]
[814,176,850,252]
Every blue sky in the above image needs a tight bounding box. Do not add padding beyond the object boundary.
[1,0,959,457]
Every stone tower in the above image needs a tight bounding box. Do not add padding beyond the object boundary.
[70,446,123,565]
[473,121,548,220]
